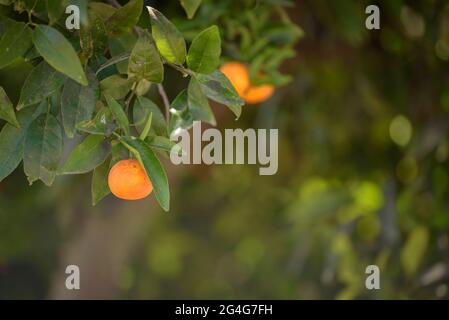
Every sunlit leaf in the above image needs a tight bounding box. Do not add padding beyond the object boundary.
[147,6,186,64]
[187,25,221,74]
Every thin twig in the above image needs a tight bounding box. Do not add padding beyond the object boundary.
[157,84,171,121]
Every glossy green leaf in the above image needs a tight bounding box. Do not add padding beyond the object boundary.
[17,61,66,110]
[0,86,19,127]
[122,137,170,211]
[104,94,129,136]
[76,105,116,136]
[187,76,216,125]
[128,30,163,83]
[133,96,167,137]
[0,21,32,69]
[33,25,88,85]
[61,70,99,138]
[91,157,111,206]
[0,104,45,182]
[196,71,244,118]
[147,6,186,64]
[24,112,63,186]
[107,0,143,36]
[60,135,110,174]
[187,25,221,74]
[180,0,202,19]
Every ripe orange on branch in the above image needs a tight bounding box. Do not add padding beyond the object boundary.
[220,61,275,104]
[108,159,153,201]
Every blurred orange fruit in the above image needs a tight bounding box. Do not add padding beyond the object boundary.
[108,159,153,200]
[220,61,275,104]
[220,62,250,97]
[243,84,275,104]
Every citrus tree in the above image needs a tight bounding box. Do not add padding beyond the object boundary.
[0,0,300,211]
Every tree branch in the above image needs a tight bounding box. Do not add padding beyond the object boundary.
[157,84,171,122]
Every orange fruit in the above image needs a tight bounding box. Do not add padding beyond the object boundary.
[220,62,250,97]
[243,84,275,104]
[108,159,153,200]
[220,61,275,104]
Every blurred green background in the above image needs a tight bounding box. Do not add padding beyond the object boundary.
[1,0,449,299]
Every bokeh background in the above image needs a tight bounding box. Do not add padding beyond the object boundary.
[1,0,449,299]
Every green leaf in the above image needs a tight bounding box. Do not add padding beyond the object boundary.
[24,112,63,186]
[91,157,111,205]
[196,71,244,119]
[0,104,45,182]
[17,61,66,110]
[128,30,164,83]
[111,139,129,164]
[145,134,183,155]
[133,96,167,137]
[46,0,65,25]
[0,21,33,69]
[169,89,193,133]
[100,75,133,100]
[401,226,429,277]
[60,135,110,175]
[147,6,186,65]
[104,94,130,136]
[83,11,108,56]
[0,86,19,127]
[61,70,99,138]
[122,137,170,211]
[33,25,88,86]
[109,32,136,74]
[187,76,216,125]
[89,2,117,21]
[107,0,143,37]
[76,105,116,136]
[180,0,202,19]
[187,25,221,74]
